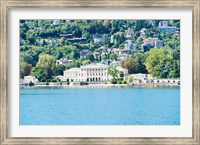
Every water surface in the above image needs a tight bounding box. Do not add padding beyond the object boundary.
[20,86,180,125]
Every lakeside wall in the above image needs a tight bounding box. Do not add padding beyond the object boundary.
[20,81,180,88]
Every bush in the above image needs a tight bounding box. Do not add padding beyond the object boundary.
[111,79,117,84]
[46,79,51,82]
[118,80,122,84]
[122,80,127,84]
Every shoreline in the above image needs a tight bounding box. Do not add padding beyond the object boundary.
[20,83,180,88]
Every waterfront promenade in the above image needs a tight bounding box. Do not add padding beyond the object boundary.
[20,80,180,88]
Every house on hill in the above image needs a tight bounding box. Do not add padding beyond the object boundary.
[56,58,73,66]
[159,21,177,33]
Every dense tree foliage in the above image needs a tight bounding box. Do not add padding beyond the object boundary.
[20,19,180,81]
[120,58,139,74]
[145,48,179,78]
[53,64,66,76]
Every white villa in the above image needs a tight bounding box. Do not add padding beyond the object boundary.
[24,76,39,84]
[56,58,73,66]
[57,63,128,82]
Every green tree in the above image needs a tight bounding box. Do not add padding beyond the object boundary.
[26,34,36,45]
[110,53,117,60]
[86,54,95,62]
[168,60,180,78]
[53,64,66,76]
[30,67,49,82]
[32,53,55,81]
[36,53,55,69]
[20,52,36,66]
[118,71,124,79]
[66,60,81,69]
[108,65,119,82]
[120,58,139,74]
[134,53,147,73]
[82,60,92,65]
[145,48,174,78]
[20,62,32,78]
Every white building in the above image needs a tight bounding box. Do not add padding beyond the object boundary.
[143,38,158,47]
[53,20,61,26]
[125,28,134,38]
[148,20,156,27]
[93,34,109,43]
[61,63,128,82]
[159,21,169,27]
[56,58,73,66]
[63,68,83,82]
[118,49,128,60]
[24,76,39,84]
[124,40,137,51]
[110,32,123,43]
[63,63,110,82]
[92,52,101,60]
[140,28,146,38]
[129,73,153,81]
[159,21,177,33]
[93,35,103,43]
[142,38,164,49]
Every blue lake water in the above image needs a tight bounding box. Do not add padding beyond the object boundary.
[20,86,180,125]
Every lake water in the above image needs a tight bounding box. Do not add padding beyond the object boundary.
[20,86,180,125]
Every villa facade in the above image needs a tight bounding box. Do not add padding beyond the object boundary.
[59,63,128,82]
[62,63,110,82]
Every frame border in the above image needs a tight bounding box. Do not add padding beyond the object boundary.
[0,0,199,145]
